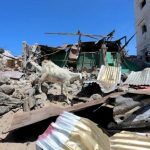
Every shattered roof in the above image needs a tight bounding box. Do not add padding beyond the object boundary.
[97,65,121,93]
[124,68,150,85]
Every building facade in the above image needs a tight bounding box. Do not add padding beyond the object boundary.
[134,0,150,62]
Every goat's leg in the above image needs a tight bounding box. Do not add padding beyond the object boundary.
[63,82,71,104]
[39,73,47,93]
[61,83,63,95]
[38,80,43,93]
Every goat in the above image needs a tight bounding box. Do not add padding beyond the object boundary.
[38,60,82,102]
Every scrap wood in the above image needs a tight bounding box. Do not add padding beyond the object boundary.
[8,92,125,132]
[9,104,64,132]
[127,88,150,95]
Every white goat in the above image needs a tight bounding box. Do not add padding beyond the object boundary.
[39,60,82,101]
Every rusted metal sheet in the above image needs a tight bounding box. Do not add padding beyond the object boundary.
[8,92,124,132]
[97,65,121,93]
[0,71,24,79]
[124,68,150,85]
[110,131,150,150]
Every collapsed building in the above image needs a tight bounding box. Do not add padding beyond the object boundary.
[22,34,143,73]
[1,31,150,149]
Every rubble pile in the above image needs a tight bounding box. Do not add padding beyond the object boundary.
[0,37,150,150]
[1,48,150,130]
[0,63,82,115]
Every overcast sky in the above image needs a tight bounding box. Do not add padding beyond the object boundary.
[0,0,136,56]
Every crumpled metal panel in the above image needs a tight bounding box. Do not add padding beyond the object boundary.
[36,111,110,150]
[97,65,121,93]
[124,68,150,85]
[0,71,24,79]
[110,131,150,150]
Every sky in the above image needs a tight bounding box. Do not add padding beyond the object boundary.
[0,0,136,56]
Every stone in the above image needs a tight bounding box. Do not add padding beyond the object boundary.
[35,99,45,108]
[90,94,102,100]
[35,93,47,101]
[0,92,22,115]
[0,58,4,71]
[23,98,30,112]
[23,97,36,112]
[0,87,2,92]
[12,89,25,99]
[113,96,140,115]
[0,84,15,95]
[0,76,11,86]
[41,82,49,94]
[0,106,9,116]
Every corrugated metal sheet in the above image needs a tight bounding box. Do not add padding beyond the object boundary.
[110,131,150,150]
[97,65,121,93]
[124,68,150,85]
[36,111,110,150]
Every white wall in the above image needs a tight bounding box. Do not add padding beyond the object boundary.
[135,0,150,60]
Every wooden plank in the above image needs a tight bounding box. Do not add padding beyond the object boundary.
[127,89,150,95]
[10,105,64,131]
[9,92,125,132]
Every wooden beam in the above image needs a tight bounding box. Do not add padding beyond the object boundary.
[9,92,125,132]
[127,89,150,95]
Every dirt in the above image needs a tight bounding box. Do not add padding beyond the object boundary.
[0,142,36,150]
[0,110,34,150]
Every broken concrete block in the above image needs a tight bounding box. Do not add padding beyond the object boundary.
[90,94,102,100]
[113,96,140,115]
[35,99,45,109]
[0,84,15,95]
[35,93,47,101]
[0,92,22,115]
[12,89,25,99]
[23,98,30,112]
[23,96,36,112]
[0,76,11,86]
[41,82,49,94]
[0,58,4,71]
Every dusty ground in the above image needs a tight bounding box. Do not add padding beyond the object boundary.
[0,80,96,150]
[0,101,65,150]
[0,111,36,150]
[0,111,13,140]
[0,142,36,150]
